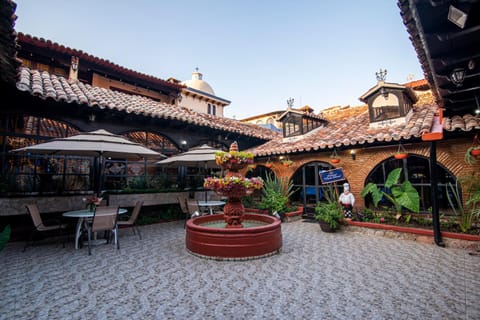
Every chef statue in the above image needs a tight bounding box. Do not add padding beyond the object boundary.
[338,183,355,219]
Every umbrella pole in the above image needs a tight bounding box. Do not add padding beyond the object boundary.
[204,161,208,202]
[95,155,104,196]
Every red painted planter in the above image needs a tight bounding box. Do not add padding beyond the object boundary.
[394,153,408,159]
[330,158,340,164]
[471,148,480,156]
[345,220,480,241]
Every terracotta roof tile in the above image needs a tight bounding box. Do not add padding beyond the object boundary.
[17,33,184,92]
[250,101,480,157]
[16,67,279,140]
[0,0,20,86]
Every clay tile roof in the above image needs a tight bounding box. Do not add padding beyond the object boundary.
[17,33,184,92]
[0,0,21,86]
[16,67,279,140]
[249,94,480,157]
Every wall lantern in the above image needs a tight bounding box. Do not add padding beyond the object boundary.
[350,150,356,160]
[88,113,96,122]
[448,5,467,29]
[380,87,389,99]
[450,68,466,87]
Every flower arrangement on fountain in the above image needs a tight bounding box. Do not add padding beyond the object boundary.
[214,150,254,167]
[204,176,264,197]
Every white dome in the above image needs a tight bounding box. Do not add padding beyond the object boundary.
[182,69,215,95]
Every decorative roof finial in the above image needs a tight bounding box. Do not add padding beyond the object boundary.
[376,68,387,82]
[287,97,294,109]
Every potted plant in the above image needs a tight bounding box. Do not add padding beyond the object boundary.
[394,143,408,160]
[264,161,273,168]
[465,135,480,165]
[330,149,340,164]
[280,159,294,167]
[258,174,295,221]
[315,202,343,232]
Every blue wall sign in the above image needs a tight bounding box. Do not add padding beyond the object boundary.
[319,168,345,184]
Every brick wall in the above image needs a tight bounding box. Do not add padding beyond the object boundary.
[258,137,479,208]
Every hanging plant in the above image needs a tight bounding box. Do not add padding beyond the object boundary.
[330,149,340,164]
[265,161,273,168]
[394,143,408,160]
[280,159,294,167]
[465,134,480,165]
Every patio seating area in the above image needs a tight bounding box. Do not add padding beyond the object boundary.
[1,220,479,319]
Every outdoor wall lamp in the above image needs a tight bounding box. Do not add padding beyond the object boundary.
[88,113,96,122]
[450,68,466,87]
[380,87,389,99]
[350,150,356,160]
[448,5,467,29]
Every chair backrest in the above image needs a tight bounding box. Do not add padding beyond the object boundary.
[25,204,44,229]
[178,196,189,214]
[127,201,143,224]
[186,200,200,215]
[92,206,118,232]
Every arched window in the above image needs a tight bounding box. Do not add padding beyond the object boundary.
[0,114,91,195]
[123,131,179,156]
[207,104,211,114]
[364,155,457,211]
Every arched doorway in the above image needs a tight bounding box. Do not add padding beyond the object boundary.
[364,155,458,211]
[291,161,348,218]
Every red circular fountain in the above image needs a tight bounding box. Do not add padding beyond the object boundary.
[185,142,282,260]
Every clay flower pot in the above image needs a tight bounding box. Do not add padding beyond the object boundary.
[330,158,340,164]
[394,153,408,160]
[470,148,480,156]
[265,162,273,168]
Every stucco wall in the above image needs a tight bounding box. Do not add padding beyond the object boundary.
[0,191,200,216]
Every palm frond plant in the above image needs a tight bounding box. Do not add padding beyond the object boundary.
[361,168,419,220]
[447,175,480,233]
[258,174,296,218]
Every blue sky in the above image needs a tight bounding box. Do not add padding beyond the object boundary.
[13,0,423,120]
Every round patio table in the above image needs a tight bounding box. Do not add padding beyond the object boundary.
[197,200,226,215]
[63,208,127,249]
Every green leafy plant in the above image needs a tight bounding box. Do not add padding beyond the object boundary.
[465,135,480,165]
[465,146,480,165]
[258,174,295,214]
[315,202,343,230]
[361,168,419,220]
[0,225,11,251]
[447,175,480,233]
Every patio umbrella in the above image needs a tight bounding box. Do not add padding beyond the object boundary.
[157,144,223,201]
[156,144,222,168]
[10,129,165,193]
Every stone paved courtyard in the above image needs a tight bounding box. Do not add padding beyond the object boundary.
[1,220,479,319]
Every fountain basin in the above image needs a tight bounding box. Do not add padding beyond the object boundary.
[186,213,282,260]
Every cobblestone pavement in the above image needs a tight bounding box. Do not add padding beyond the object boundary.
[1,220,479,320]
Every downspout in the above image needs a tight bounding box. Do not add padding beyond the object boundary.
[429,141,445,247]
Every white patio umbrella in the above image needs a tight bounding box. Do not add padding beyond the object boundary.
[156,144,222,168]
[10,129,165,193]
[157,144,224,201]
